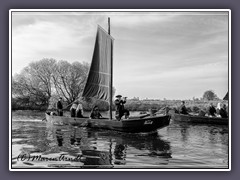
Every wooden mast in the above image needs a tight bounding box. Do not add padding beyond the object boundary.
[108,17,113,120]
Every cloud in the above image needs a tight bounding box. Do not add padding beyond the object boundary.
[11,11,229,99]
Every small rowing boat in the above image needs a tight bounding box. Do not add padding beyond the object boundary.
[171,113,228,125]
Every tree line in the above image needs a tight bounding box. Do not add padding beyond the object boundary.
[12,58,90,110]
[12,58,223,112]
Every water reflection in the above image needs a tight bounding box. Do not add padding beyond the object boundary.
[11,117,228,168]
[56,129,64,147]
[82,150,112,168]
[114,143,126,165]
[53,126,172,167]
[179,123,190,143]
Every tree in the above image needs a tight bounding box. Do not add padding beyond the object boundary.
[12,58,90,110]
[52,60,89,104]
[12,58,56,109]
[203,90,218,101]
[12,68,51,110]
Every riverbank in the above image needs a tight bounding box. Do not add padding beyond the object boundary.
[11,110,144,121]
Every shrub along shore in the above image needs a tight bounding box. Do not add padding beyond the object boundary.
[12,99,228,115]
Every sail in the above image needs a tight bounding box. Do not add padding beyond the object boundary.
[223,92,228,100]
[82,26,114,101]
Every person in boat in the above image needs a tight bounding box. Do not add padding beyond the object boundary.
[56,97,63,116]
[123,110,130,119]
[217,103,228,118]
[76,99,84,118]
[179,101,188,115]
[89,106,102,119]
[207,103,217,117]
[114,95,130,120]
[70,101,78,117]
[223,104,228,114]
[50,111,57,116]
[216,102,222,117]
[221,104,228,118]
[165,105,170,115]
[198,109,206,117]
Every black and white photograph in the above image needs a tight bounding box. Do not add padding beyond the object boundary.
[10,9,230,170]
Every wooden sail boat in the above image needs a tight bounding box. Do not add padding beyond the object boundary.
[46,18,170,133]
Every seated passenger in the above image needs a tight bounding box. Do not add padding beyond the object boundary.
[89,106,102,119]
[198,109,206,117]
[70,101,78,117]
[76,100,84,118]
[216,102,222,116]
[207,103,216,117]
[179,101,188,115]
[165,106,170,115]
[219,103,228,118]
[123,110,130,119]
[50,111,57,116]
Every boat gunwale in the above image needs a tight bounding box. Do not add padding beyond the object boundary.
[45,113,170,122]
[174,113,228,121]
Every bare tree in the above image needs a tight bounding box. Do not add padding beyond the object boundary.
[12,58,90,110]
[12,58,56,109]
[27,58,56,99]
[12,69,50,109]
[51,60,89,104]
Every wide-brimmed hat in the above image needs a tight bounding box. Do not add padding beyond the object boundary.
[116,95,122,98]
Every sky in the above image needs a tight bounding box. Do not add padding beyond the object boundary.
[11,10,229,100]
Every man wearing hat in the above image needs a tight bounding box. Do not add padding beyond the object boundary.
[56,97,63,116]
[114,95,129,120]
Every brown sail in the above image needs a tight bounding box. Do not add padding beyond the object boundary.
[82,26,114,101]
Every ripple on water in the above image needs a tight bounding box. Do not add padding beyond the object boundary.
[11,113,229,169]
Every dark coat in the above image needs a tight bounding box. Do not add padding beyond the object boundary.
[56,100,63,110]
[56,100,63,116]
[115,99,126,112]
[179,104,188,114]
[90,111,102,119]
[207,106,216,116]
[219,108,228,118]
[114,99,126,119]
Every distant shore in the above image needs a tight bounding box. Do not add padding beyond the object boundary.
[11,99,228,117]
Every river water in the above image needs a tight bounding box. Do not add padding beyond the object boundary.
[11,111,229,169]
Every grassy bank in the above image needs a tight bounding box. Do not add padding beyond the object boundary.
[12,99,229,116]
[125,99,229,113]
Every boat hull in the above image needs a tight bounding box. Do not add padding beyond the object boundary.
[45,113,170,133]
[171,113,228,125]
